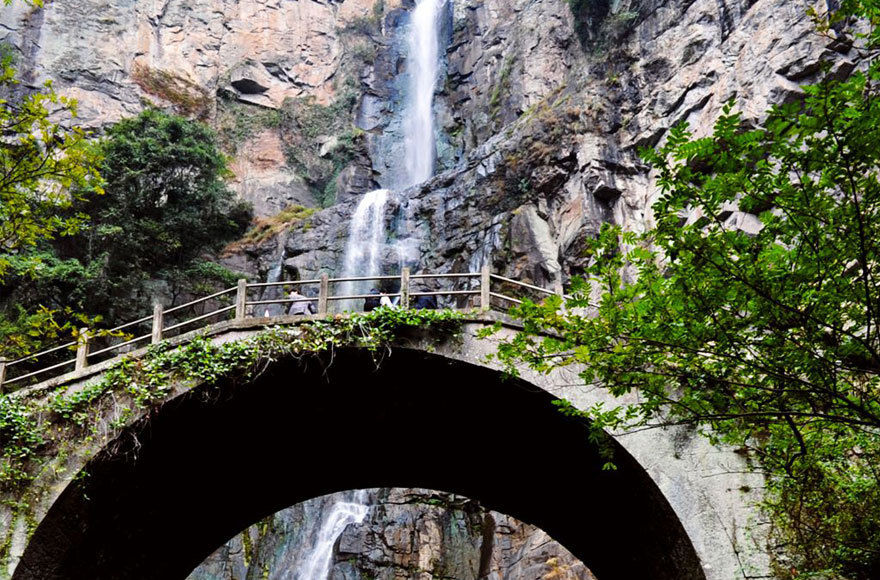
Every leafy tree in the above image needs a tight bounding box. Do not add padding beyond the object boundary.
[45,109,250,318]
[0,109,251,357]
[493,4,880,577]
[0,32,103,357]
[0,46,101,276]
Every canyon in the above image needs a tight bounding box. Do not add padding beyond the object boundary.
[0,0,858,577]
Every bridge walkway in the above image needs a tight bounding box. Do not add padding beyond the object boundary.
[0,267,566,394]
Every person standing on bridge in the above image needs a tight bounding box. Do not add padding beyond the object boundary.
[380,291,395,308]
[411,281,438,310]
[288,289,316,316]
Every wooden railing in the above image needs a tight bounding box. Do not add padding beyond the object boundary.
[0,268,566,393]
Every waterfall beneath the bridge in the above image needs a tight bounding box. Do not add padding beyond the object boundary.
[293,490,370,580]
[340,0,446,296]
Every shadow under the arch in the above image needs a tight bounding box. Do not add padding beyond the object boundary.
[15,347,706,580]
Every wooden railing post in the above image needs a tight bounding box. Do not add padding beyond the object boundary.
[235,279,248,320]
[318,274,329,315]
[75,328,90,372]
[480,266,491,311]
[151,303,164,343]
[400,267,410,309]
[0,357,6,393]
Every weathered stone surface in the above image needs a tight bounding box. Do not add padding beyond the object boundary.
[228,130,315,217]
[2,320,765,580]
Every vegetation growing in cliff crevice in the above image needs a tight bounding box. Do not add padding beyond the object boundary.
[229,204,318,249]
[495,90,583,201]
[215,96,282,154]
[489,56,514,119]
[131,63,212,119]
[280,90,365,207]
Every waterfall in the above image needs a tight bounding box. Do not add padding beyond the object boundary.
[339,0,446,293]
[294,490,370,580]
[340,189,390,302]
[402,0,445,187]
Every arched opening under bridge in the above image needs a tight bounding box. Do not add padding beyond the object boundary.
[14,347,706,580]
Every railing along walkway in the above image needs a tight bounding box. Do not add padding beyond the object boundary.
[0,268,566,393]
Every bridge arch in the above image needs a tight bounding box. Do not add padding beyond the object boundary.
[14,343,705,580]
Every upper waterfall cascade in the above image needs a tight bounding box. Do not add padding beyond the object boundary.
[403,0,445,187]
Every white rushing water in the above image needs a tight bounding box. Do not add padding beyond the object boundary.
[294,490,370,580]
[341,189,390,282]
[402,0,445,187]
[339,189,390,304]
[340,0,446,293]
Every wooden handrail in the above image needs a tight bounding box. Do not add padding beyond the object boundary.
[0,269,567,392]
[327,275,402,283]
[410,272,479,279]
[164,287,237,315]
[7,340,78,367]
[246,279,321,290]
[490,273,557,296]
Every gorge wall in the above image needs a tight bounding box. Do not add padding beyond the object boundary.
[0,0,852,285]
[0,0,857,578]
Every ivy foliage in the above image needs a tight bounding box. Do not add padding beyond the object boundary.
[493,5,880,578]
[0,307,464,491]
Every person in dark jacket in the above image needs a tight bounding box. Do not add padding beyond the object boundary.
[363,288,381,312]
[413,293,438,310]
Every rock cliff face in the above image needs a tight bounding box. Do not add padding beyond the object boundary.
[274,0,853,289]
[188,489,595,580]
[0,0,852,283]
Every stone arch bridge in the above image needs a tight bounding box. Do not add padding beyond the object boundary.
[1,271,768,580]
